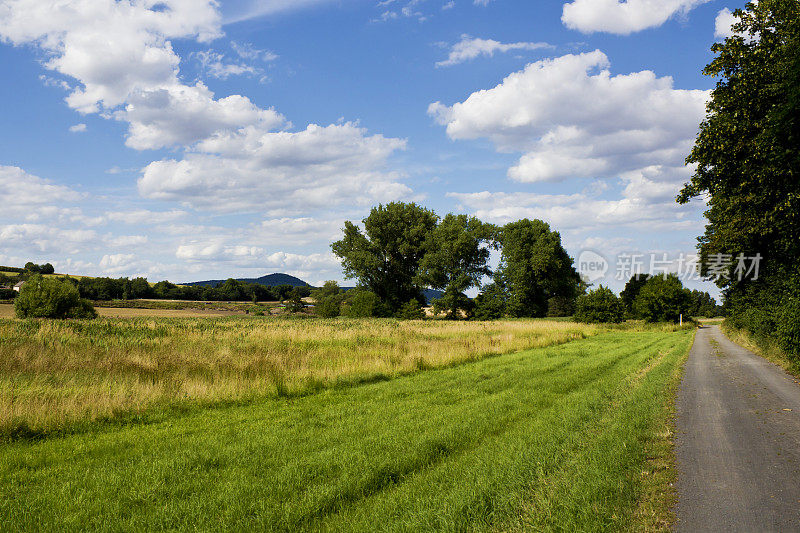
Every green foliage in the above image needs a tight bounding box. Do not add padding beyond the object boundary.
[341,289,391,318]
[331,202,438,313]
[620,274,650,317]
[14,274,97,319]
[546,296,575,318]
[284,290,306,313]
[315,296,342,318]
[0,288,16,300]
[496,219,580,318]
[397,299,425,320]
[633,274,692,323]
[23,262,54,275]
[678,1,800,352]
[574,286,625,324]
[473,283,508,320]
[417,214,494,319]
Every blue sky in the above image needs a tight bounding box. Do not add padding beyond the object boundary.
[0,0,744,296]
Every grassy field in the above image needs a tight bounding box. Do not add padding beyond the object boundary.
[0,323,693,531]
[0,317,602,438]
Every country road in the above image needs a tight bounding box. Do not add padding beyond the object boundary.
[675,326,800,532]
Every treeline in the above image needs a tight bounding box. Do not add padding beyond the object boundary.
[1,267,311,303]
[69,277,311,303]
[678,1,800,362]
[574,275,722,324]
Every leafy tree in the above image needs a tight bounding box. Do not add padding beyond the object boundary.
[331,202,438,313]
[24,262,39,273]
[574,286,625,324]
[472,283,508,321]
[41,263,55,275]
[284,289,306,313]
[417,214,494,319]
[620,274,651,317]
[496,219,580,318]
[130,277,154,299]
[14,274,97,319]
[634,274,692,323]
[397,299,425,320]
[678,0,800,355]
[341,289,390,318]
[313,281,343,318]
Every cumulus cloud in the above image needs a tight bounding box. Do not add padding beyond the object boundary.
[138,122,410,213]
[429,50,708,183]
[0,166,83,209]
[714,8,737,39]
[562,0,710,35]
[436,35,553,67]
[69,123,87,133]
[1,0,411,217]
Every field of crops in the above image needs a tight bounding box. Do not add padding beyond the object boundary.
[0,320,694,531]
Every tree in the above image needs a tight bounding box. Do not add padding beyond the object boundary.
[397,299,425,320]
[620,274,651,318]
[678,0,800,355]
[14,274,97,319]
[41,263,55,275]
[574,286,625,324]
[495,219,580,318]
[341,289,390,318]
[634,274,692,323]
[313,281,343,318]
[284,289,306,313]
[472,283,508,320]
[417,214,494,319]
[331,202,438,313]
[24,262,39,273]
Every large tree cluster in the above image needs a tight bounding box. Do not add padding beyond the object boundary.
[331,202,581,319]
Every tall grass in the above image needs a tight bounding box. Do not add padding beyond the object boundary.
[0,317,599,437]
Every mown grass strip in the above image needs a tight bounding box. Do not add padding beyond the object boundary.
[0,329,692,532]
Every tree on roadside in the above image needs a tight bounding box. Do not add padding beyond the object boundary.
[677,0,800,356]
[574,286,625,324]
[417,214,495,319]
[495,219,580,318]
[14,274,97,319]
[331,202,438,314]
[634,274,692,323]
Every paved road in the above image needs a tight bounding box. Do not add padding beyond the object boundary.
[675,326,800,532]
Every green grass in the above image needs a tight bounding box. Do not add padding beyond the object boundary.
[0,328,693,531]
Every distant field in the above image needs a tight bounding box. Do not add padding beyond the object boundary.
[0,326,693,531]
[0,317,606,437]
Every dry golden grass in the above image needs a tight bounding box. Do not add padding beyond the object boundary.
[0,317,601,436]
[0,303,241,319]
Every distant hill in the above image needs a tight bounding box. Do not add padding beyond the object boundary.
[184,273,310,288]
[185,273,444,303]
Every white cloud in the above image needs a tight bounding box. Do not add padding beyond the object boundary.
[105,209,188,225]
[106,235,149,247]
[474,0,493,5]
[194,50,260,80]
[0,224,98,254]
[429,50,708,183]
[562,0,710,35]
[121,82,285,150]
[0,166,83,209]
[69,123,87,133]
[436,35,553,67]
[138,122,410,213]
[715,8,737,39]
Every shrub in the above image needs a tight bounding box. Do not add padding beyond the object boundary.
[776,298,800,360]
[473,283,507,321]
[0,288,16,300]
[14,275,98,319]
[341,290,390,318]
[633,274,691,323]
[574,286,625,324]
[315,295,342,318]
[397,299,425,320]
